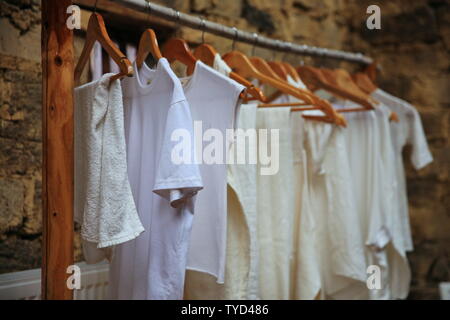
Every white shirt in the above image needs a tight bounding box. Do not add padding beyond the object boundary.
[74,73,144,263]
[371,88,433,251]
[371,90,432,299]
[373,103,410,300]
[109,58,203,300]
[182,60,245,283]
[336,100,410,299]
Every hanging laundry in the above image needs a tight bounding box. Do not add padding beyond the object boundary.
[109,58,203,300]
[74,73,144,264]
[211,56,260,298]
[372,103,410,300]
[256,107,295,300]
[371,89,433,252]
[290,112,322,300]
[226,103,260,299]
[303,119,367,299]
[181,60,245,284]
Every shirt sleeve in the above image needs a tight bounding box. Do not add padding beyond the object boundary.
[407,107,433,170]
[232,81,246,101]
[153,99,203,208]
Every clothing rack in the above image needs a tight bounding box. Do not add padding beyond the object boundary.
[112,0,374,65]
[40,0,377,300]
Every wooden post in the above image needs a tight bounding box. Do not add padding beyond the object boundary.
[41,0,74,300]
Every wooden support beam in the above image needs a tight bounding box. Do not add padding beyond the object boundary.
[41,0,75,300]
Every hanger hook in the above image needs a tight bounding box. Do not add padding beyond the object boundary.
[283,42,292,61]
[231,27,238,51]
[173,10,181,35]
[251,33,258,56]
[200,17,206,44]
[94,0,99,13]
[145,0,151,26]
[272,39,281,61]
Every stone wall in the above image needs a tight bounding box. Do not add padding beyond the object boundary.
[0,0,448,299]
[0,0,42,273]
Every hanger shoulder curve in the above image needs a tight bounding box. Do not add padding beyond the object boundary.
[193,43,216,67]
[268,61,288,81]
[281,62,301,82]
[136,29,163,69]
[162,38,197,75]
[352,72,377,94]
[74,13,132,85]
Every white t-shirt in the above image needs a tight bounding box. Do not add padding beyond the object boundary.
[182,60,245,283]
[74,73,144,264]
[336,100,411,299]
[371,88,433,251]
[109,58,203,300]
[373,103,411,300]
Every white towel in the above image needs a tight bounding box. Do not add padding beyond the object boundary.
[74,73,144,263]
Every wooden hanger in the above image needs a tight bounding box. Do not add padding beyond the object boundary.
[352,69,399,122]
[251,58,346,126]
[250,57,291,103]
[135,29,163,69]
[364,62,378,83]
[281,62,301,82]
[193,43,216,67]
[257,99,347,127]
[74,13,133,85]
[322,68,377,109]
[268,61,288,81]
[264,61,303,102]
[298,65,377,112]
[162,38,197,75]
[352,72,377,94]
[250,56,285,82]
[222,51,343,126]
[193,43,266,102]
[223,51,314,103]
[250,56,322,104]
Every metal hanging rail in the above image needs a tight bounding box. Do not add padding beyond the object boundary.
[110,0,374,65]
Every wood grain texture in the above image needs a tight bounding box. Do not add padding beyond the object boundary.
[41,0,74,300]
